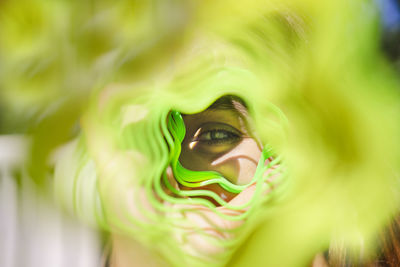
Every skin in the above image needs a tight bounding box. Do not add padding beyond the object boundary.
[171,99,327,266]
[162,97,280,259]
[179,97,264,203]
[110,96,279,266]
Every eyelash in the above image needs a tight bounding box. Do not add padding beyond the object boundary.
[196,129,241,145]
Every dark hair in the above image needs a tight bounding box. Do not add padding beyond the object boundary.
[207,95,248,111]
[326,215,400,267]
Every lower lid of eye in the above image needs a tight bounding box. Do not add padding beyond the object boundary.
[202,138,240,145]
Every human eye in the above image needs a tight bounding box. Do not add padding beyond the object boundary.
[194,123,242,146]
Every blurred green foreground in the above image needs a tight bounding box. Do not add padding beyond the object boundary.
[1,0,400,266]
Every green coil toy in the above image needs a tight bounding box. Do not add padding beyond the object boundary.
[5,0,399,266]
[164,110,284,208]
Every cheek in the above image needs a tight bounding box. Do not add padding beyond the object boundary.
[210,138,262,185]
[233,157,260,185]
[179,138,262,184]
[179,143,214,171]
[209,156,258,185]
[177,138,262,205]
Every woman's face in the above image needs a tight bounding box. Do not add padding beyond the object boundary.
[178,96,263,202]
